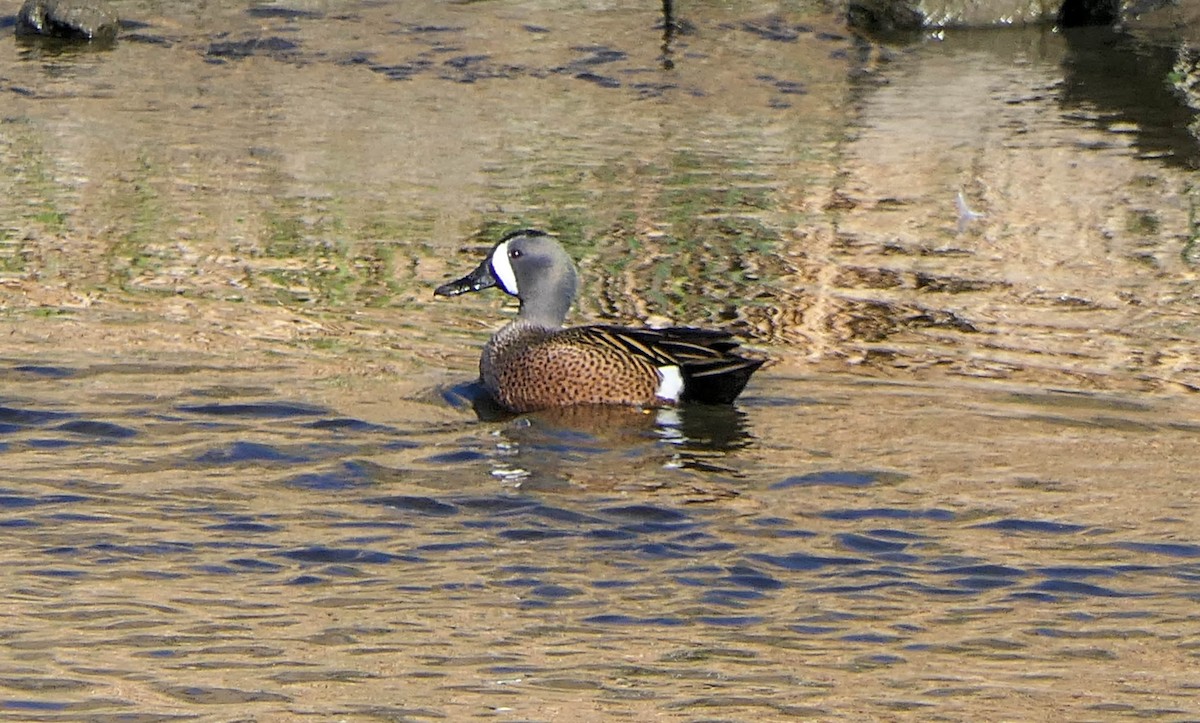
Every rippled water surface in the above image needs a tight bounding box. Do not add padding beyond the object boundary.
[3,359,1200,720]
[2,0,1200,720]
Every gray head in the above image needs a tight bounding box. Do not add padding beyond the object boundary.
[434,229,579,328]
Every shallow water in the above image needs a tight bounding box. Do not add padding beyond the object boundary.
[2,359,1199,720]
[2,0,1200,720]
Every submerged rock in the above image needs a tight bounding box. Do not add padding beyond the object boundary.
[15,0,119,41]
[846,0,1161,30]
[206,36,300,60]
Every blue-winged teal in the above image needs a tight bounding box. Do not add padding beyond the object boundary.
[435,229,764,413]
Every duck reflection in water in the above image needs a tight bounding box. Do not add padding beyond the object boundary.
[443,379,756,486]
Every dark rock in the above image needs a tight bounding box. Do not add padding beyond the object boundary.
[206,36,300,60]
[847,0,1067,31]
[846,0,926,32]
[122,33,174,47]
[15,0,118,41]
[846,0,1174,30]
[1058,0,1119,25]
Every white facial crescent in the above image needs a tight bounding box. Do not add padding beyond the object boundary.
[490,240,519,296]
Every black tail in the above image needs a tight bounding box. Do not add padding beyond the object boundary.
[681,356,765,404]
[585,325,766,404]
[648,327,765,404]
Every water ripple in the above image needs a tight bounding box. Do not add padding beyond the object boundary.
[974,519,1091,534]
[177,402,328,418]
[0,372,1196,720]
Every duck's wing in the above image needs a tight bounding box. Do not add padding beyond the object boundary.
[570,325,765,404]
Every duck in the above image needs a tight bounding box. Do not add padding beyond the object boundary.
[434,229,764,413]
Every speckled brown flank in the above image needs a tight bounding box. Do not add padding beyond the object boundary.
[475,319,766,412]
[483,326,662,411]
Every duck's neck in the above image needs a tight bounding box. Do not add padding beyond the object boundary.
[514,265,577,329]
[517,298,570,329]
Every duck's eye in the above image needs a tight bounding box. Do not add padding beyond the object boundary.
[509,248,522,259]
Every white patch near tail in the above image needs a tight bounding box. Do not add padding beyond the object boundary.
[655,365,684,403]
[490,240,519,296]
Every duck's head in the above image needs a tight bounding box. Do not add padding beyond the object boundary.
[435,229,579,327]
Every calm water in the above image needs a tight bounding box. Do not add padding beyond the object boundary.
[2,0,1199,720]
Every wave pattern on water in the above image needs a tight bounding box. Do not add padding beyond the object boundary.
[0,363,1198,718]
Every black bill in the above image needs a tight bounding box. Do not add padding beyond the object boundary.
[434,257,497,297]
